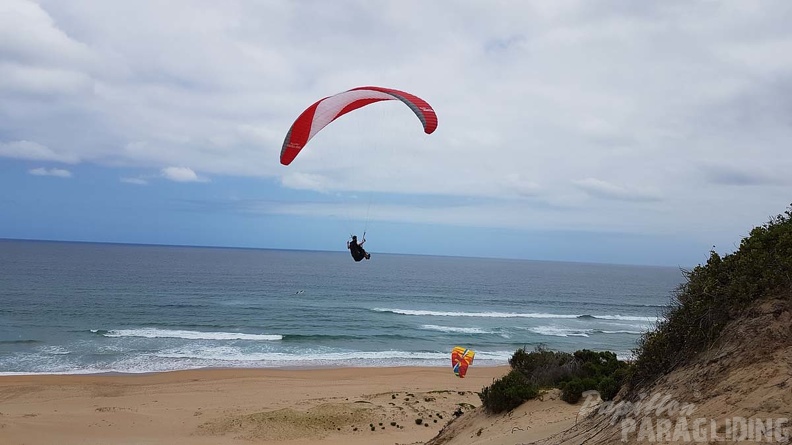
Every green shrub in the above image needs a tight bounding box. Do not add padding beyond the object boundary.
[597,376,620,401]
[561,378,585,404]
[628,205,792,391]
[480,346,631,412]
[478,369,539,414]
[509,345,578,387]
[580,377,598,391]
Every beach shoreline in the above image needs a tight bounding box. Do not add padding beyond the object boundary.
[0,362,511,378]
[0,365,529,444]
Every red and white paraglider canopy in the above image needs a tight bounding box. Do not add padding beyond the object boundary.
[280,86,438,166]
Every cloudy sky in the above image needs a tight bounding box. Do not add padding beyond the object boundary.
[1,0,790,266]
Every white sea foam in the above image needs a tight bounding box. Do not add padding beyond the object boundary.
[153,347,516,365]
[420,324,493,334]
[39,345,71,355]
[374,308,660,323]
[155,348,449,362]
[374,308,579,318]
[594,315,659,322]
[527,326,647,337]
[102,328,282,341]
[529,326,592,338]
[0,347,574,375]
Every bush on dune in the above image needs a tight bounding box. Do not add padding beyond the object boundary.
[508,345,578,387]
[480,204,792,414]
[560,378,585,404]
[628,205,792,391]
[478,369,539,414]
[479,346,630,413]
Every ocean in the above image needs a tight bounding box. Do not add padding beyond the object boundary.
[0,239,684,375]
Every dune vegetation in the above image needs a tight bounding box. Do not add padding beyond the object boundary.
[478,346,629,413]
[479,204,792,413]
[628,204,792,392]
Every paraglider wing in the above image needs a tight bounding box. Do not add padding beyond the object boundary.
[280,86,438,165]
[451,346,475,378]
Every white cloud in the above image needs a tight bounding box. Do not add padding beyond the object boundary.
[280,172,332,193]
[0,140,80,164]
[120,177,148,185]
[0,0,94,68]
[161,166,205,183]
[29,167,72,178]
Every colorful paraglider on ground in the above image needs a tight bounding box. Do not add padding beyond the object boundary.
[451,346,475,378]
[280,86,438,165]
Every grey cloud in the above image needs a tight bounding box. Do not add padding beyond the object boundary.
[573,178,662,202]
[701,164,788,186]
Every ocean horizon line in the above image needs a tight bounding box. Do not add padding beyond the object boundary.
[0,237,684,269]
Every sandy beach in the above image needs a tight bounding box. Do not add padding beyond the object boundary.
[0,365,583,445]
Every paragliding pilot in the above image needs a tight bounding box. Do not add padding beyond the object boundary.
[347,234,371,262]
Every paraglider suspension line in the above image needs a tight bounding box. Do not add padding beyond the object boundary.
[362,195,372,237]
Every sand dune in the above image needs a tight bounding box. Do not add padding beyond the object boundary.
[0,366,514,445]
[426,389,585,445]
